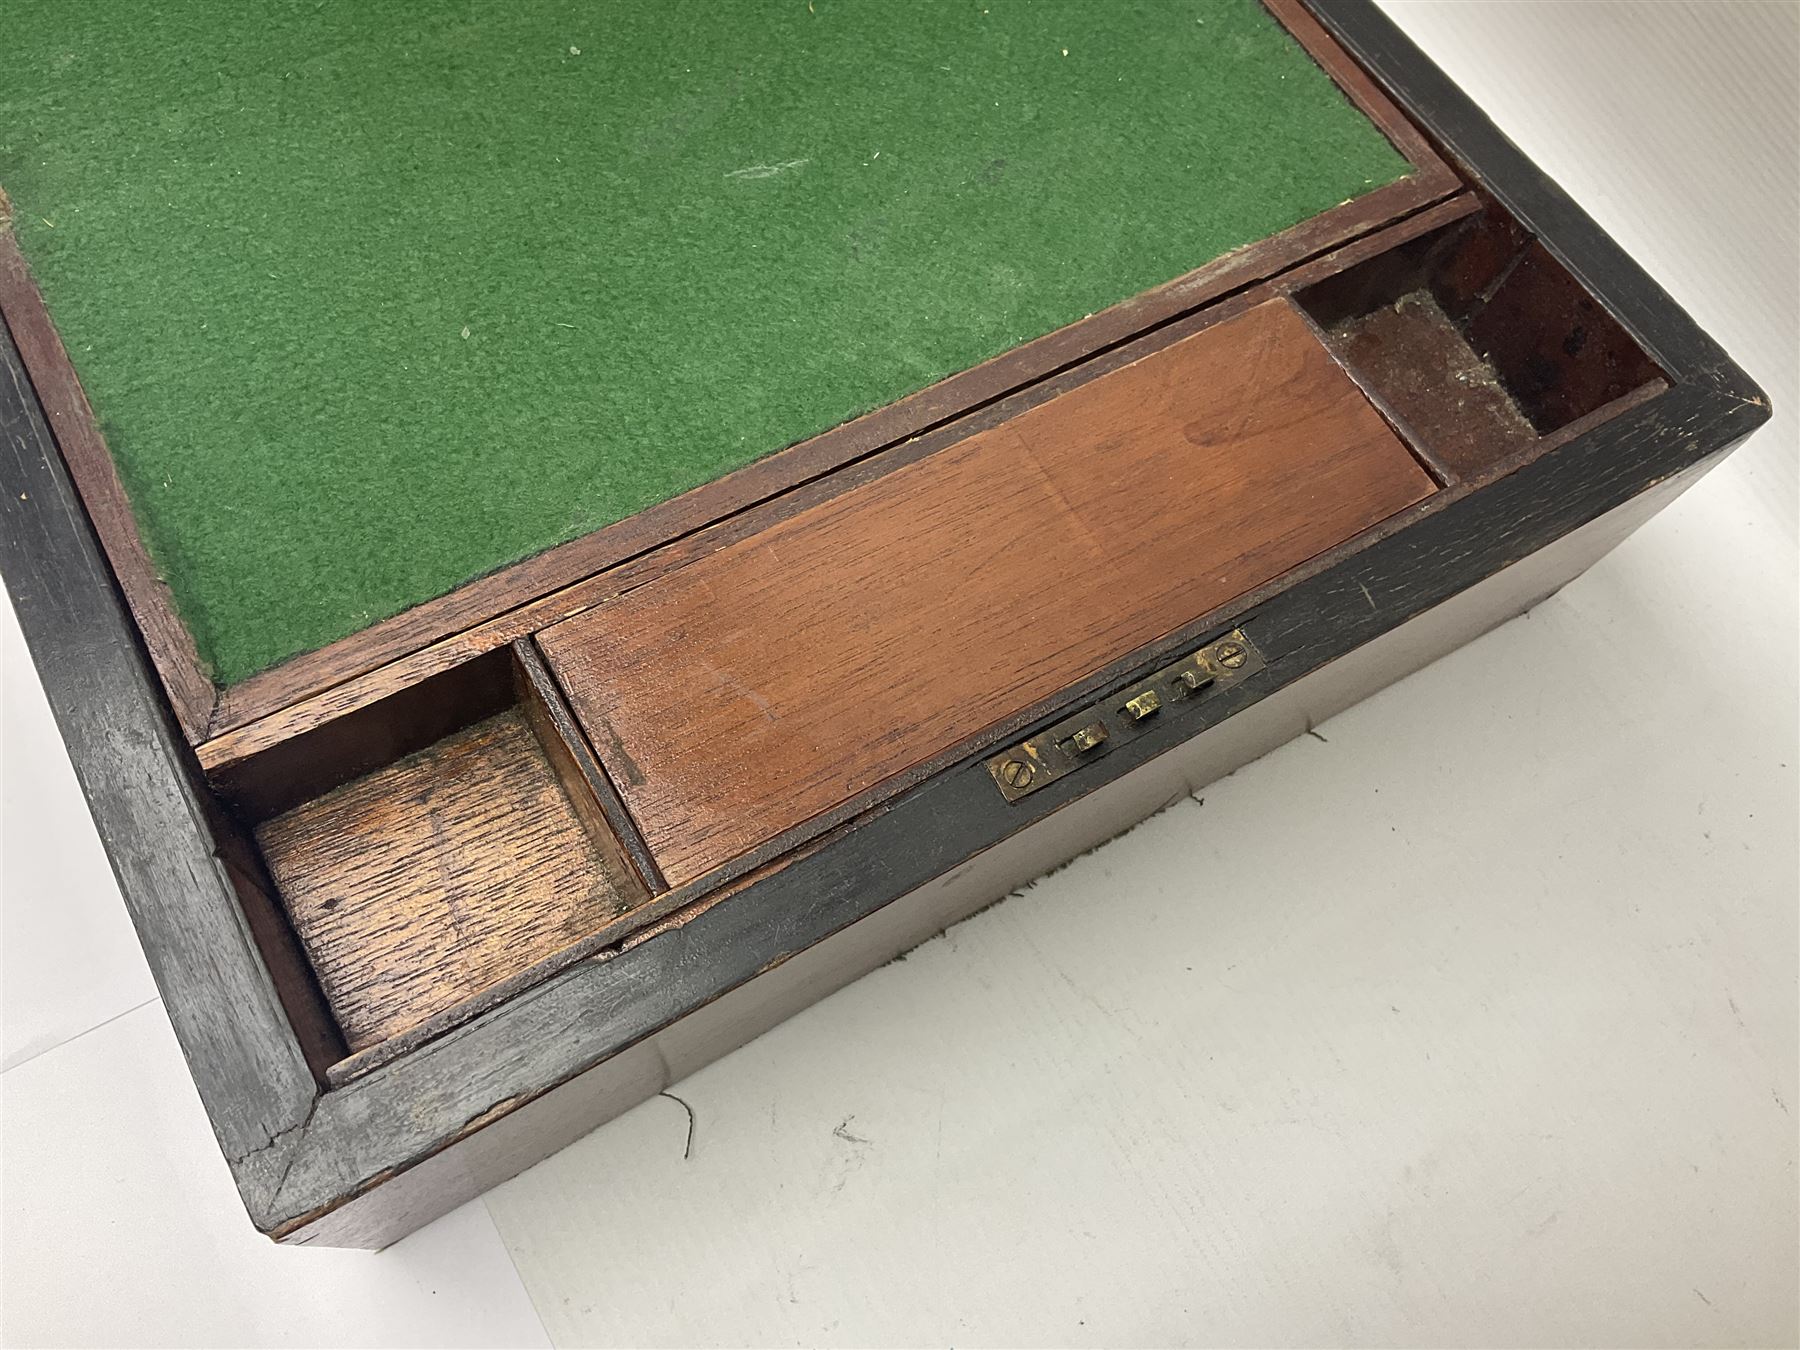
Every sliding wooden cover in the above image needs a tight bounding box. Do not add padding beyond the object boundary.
[540,298,1435,887]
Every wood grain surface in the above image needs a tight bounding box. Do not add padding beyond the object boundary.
[257,710,642,1051]
[1466,241,1666,433]
[540,298,1436,887]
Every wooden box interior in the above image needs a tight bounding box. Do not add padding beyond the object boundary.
[1295,202,1665,481]
[0,0,1679,1104]
[247,649,651,1053]
[184,190,1668,1082]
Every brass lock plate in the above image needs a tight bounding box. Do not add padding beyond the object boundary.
[986,630,1264,802]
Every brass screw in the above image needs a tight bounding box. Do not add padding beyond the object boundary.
[1214,640,1247,669]
[999,758,1035,789]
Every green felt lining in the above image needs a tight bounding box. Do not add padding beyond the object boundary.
[3,0,1409,684]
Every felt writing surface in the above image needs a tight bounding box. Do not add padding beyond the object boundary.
[2,0,1409,683]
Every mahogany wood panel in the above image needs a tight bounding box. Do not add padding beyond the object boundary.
[539,298,1436,887]
[256,710,643,1051]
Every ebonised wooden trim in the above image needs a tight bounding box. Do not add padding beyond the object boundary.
[0,321,318,1220]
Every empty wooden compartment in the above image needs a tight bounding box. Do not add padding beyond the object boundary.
[250,647,652,1052]
[1295,204,1668,482]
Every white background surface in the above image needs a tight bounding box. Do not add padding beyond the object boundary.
[2,3,1795,1346]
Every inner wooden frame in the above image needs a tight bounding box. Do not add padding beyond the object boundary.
[0,0,1459,751]
[196,186,1675,1087]
[0,0,1684,1098]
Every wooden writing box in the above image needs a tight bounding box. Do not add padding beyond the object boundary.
[0,0,1767,1247]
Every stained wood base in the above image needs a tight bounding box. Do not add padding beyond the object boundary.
[257,710,644,1050]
